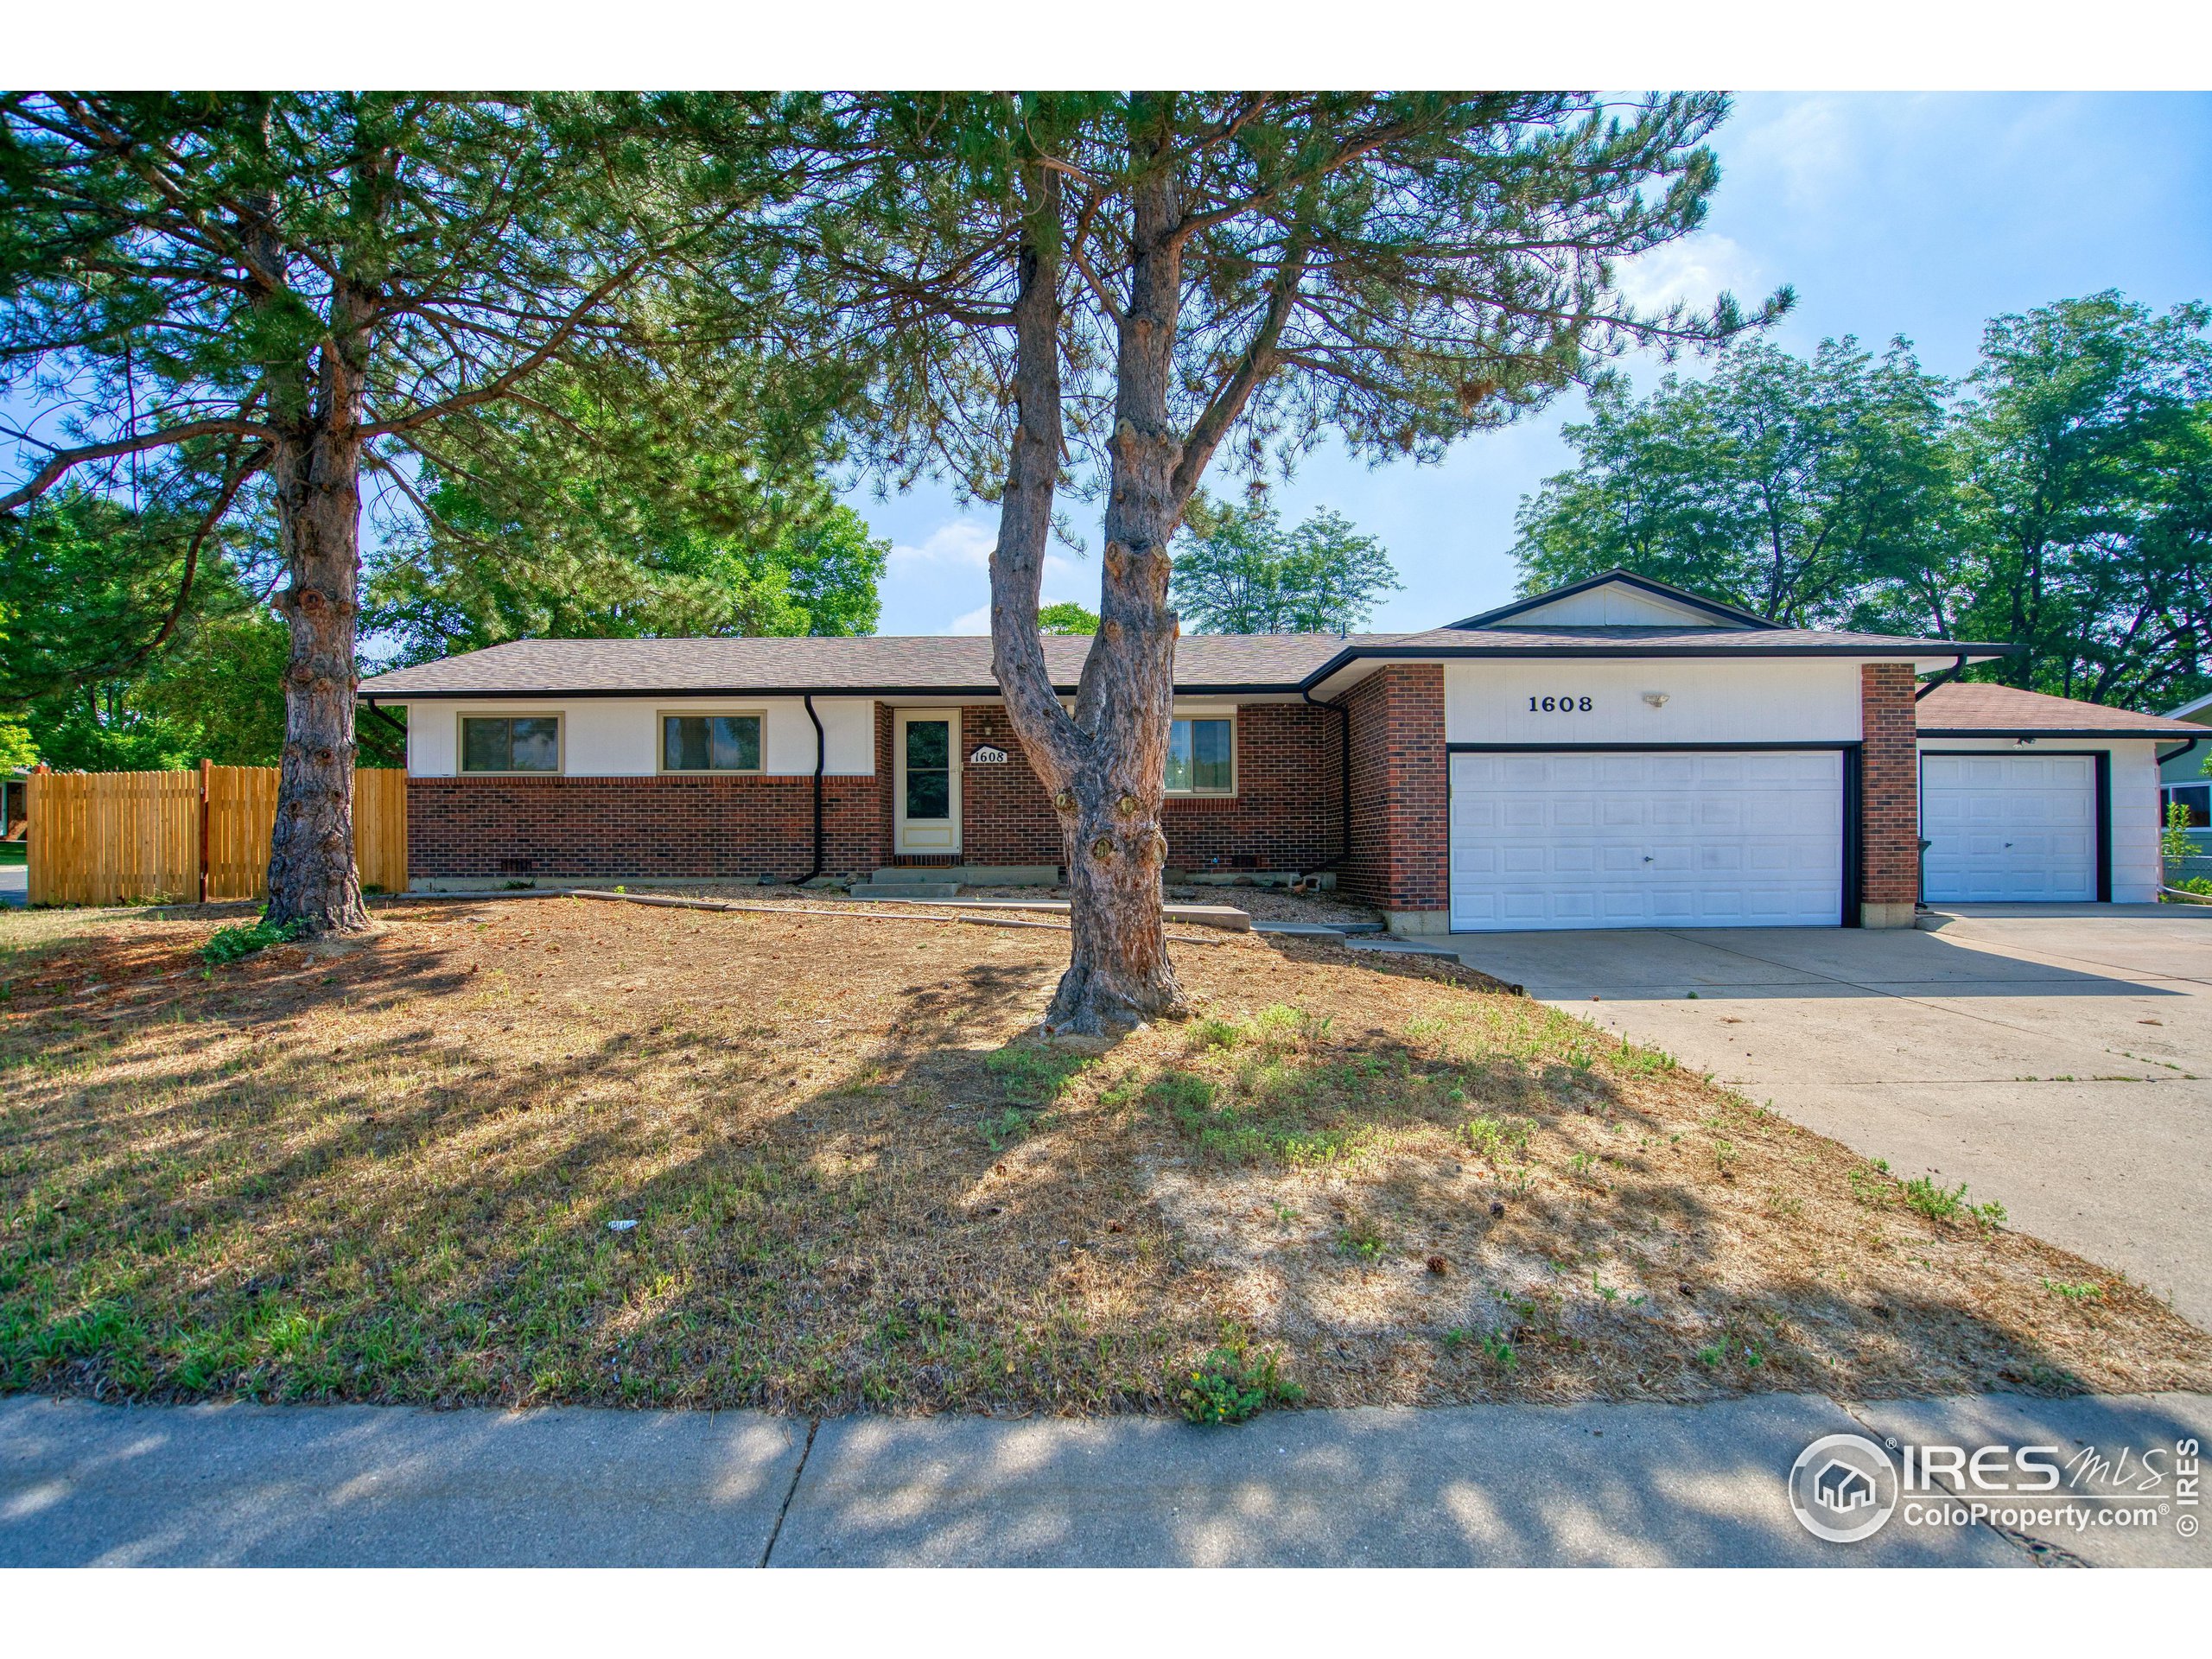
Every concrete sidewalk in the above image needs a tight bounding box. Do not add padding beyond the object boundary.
[6,1389,2207,1567]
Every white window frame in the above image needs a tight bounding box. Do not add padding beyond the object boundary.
[1165,708,1237,798]
[456,710,564,775]
[656,708,768,775]
[2164,783,2210,830]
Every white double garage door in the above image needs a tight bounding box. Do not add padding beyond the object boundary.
[1449,750,1844,932]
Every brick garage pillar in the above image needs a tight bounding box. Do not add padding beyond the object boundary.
[1859,662,1919,927]
[1338,664,1448,930]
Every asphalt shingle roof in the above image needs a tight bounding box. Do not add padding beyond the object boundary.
[358,632,1386,697]
[1916,681,2204,737]
[358,622,2014,699]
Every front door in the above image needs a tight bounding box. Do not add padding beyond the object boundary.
[894,710,961,856]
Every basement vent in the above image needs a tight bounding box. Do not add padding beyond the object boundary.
[497,857,536,875]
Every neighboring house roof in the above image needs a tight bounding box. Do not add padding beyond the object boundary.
[2164,688,2212,724]
[1447,569,1783,632]
[1916,681,2206,738]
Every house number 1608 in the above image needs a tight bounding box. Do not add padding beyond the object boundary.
[1529,696,1593,712]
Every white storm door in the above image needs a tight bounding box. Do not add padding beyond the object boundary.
[1920,753,2095,902]
[1449,749,1845,931]
[894,710,961,855]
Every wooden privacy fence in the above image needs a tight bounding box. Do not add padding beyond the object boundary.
[26,765,406,906]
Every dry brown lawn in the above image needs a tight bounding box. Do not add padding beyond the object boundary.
[3,893,2208,1416]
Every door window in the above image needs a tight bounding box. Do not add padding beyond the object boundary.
[906,719,951,819]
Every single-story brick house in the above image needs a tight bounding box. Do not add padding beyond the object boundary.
[357,570,2205,931]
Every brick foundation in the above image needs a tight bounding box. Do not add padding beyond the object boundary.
[1859,662,1919,925]
[1337,665,1447,915]
[406,773,884,882]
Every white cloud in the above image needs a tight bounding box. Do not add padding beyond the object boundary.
[887,516,996,574]
[874,510,1098,634]
[1615,232,1766,315]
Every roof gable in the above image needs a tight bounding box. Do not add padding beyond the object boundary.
[1448,570,1779,632]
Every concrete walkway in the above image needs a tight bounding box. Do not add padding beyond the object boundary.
[1448,907,2212,1326]
[4,1390,2207,1567]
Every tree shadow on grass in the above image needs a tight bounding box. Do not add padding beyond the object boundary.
[3,901,2206,1421]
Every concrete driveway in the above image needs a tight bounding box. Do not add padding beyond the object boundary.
[1451,905,2212,1329]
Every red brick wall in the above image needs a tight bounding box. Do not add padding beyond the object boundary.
[407,773,884,881]
[924,702,1341,873]
[408,699,1345,881]
[1860,662,1919,911]
[1338,665,1447,912]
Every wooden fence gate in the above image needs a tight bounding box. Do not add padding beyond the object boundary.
[25,766,406,906]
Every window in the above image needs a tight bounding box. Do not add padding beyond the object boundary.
[905,717,951,818]
[1165,715,1234,795]
[460,715,559,773]
[2165,784,2210,828]
[661,713,763,773]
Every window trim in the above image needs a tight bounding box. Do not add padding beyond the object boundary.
[1165,708,1237,798]
[455,710,564,776]
[655,707,769,776]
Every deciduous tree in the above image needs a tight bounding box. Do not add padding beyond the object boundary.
[1514,336,1954,626]
[1173,492,1400,633]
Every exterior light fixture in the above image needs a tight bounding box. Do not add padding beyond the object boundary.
[1642,692,1670,708]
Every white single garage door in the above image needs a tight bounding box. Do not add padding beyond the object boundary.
[1920,753,2095,902]
[1449,750,1845,931]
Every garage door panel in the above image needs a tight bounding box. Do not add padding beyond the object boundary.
[1449,749,1844,931]
[1921,753,2095,904]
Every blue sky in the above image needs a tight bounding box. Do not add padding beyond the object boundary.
[849,92,2212,637]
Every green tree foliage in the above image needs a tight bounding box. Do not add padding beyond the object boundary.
[1514,293,2212,710]
[1514,337,1954,626]
[1,486,291,769]
[364,355,878,661]
[0,92,791,930]
[1173,493,1401,632]
[1036,601,1098,634]
[1947,293,2212,704]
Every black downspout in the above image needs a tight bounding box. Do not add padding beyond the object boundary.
[1301,687,1351,872]
[798,694,826,885]
[1914,652,1970,701]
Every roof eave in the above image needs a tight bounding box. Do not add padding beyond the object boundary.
[1919,728,2197,741]
[359,678,1314,701]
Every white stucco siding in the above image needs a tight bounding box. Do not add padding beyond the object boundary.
[1916,736,2164,903]
[1444,660,1865,747]
[396,696,876,779]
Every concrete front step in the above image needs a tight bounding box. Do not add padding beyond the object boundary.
[869,866,1057,887]
[842,895,1253,932]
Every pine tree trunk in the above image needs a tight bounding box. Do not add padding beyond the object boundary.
[263,419,369,935]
